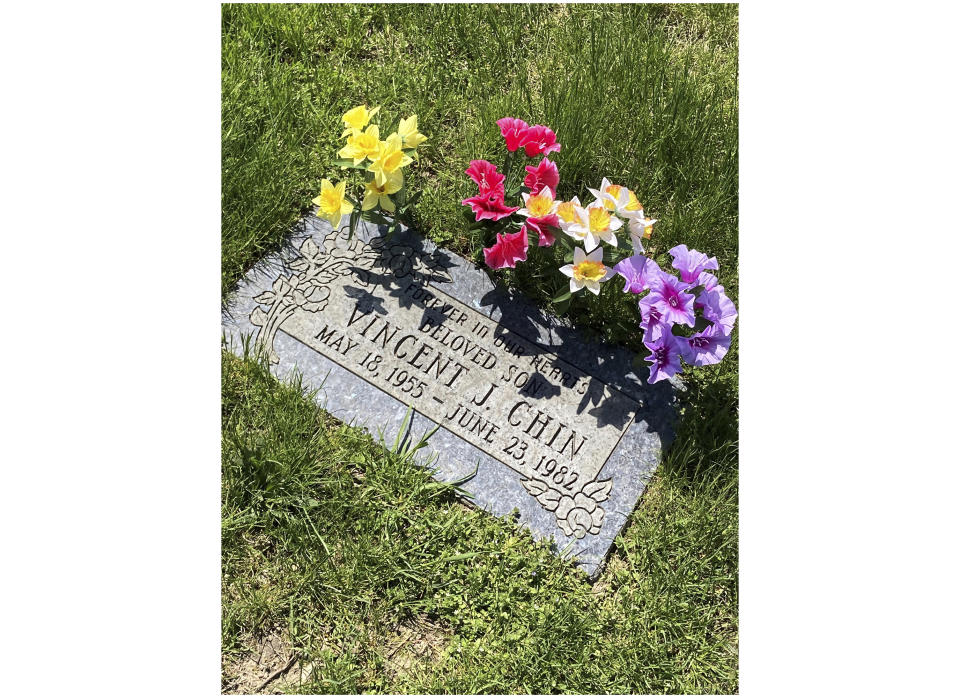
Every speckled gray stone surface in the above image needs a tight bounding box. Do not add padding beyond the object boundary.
[222,215,677,579]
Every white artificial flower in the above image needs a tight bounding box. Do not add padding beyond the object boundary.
[554,195,582,233]
[627,214,657,251]
[517,189,558,219]
[587,177,631,213]
[558,245,616,295]
[567,203,622,252]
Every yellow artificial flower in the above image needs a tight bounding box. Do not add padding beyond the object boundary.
[341,104,380,137]
[311,178,354,226]
[338,124,381,165]
[362,172,402,212]
[368,133,413,187]
[398,114,427,149]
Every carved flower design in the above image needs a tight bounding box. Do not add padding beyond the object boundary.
[252,275,298,308]
[521,477,612,540]
[385,244,414,278]
[248,229,453,365]
[294,285,330,313]
[555,492,604,538]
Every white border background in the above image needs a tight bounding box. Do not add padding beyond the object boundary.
[3,1,959,695]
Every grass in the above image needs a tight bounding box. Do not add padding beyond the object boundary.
[222,3,738,693]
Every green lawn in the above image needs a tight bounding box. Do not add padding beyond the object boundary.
[222,3,738,693]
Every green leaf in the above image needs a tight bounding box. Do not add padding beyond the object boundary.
[362,210,390,225]
[552,290,572,303]
[346,209,360,240]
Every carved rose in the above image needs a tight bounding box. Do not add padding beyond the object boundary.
[555,492,604,538]
[294,285,330,313]
[520,477,611,539]
[386,245,414,278]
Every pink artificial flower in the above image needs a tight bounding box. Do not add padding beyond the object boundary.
[496,117,530,152]
[523,218,558,247]
[523,157,559,197]
[465,159,505,196]
[461,190,520,222]
[483,228,529,269]
[525,215,559,246]
[518,125,561,157]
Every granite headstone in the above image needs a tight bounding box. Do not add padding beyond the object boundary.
[222,215,677,579]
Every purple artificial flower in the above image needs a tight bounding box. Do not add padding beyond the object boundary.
[613,254,661,294]
[693,272,723,311]
[697,271,723,293]
[669,244,719,284]
[646,271,696,327]
[643,329,683,384]
[679,324,732,366]
[638,295,669,342]
[700,288,738,336]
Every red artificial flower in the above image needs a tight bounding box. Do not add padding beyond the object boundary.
[523,157,560,197]
[496,117,530,152]
[483,228,529,269]
[524,216,559,247]
[518,125,561,157]
[461,190,521,222]
[465,159,505,195]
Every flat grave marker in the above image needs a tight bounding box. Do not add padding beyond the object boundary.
[222,215,677,579]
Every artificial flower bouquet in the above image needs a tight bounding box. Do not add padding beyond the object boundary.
[312,104,428,237]
[462,117,738,384]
